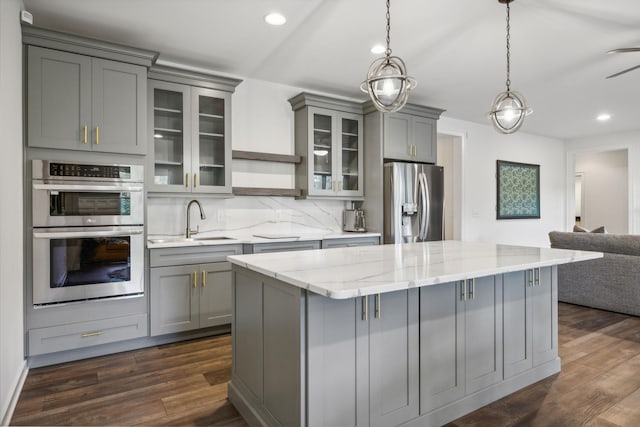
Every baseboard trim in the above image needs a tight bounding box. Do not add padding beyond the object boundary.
[1,360,28,426]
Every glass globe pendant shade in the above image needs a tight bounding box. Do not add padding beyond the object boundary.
[360,56,417,113]
[488,90,532,134]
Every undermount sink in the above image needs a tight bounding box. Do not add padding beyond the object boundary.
[148,236,234,244]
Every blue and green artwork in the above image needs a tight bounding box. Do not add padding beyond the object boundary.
[497,160,540,219]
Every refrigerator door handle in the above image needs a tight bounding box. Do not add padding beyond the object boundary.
[419,172,429,240]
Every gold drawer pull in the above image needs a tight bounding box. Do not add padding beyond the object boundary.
[186,173,190,188]
[82,331,104,338]
[194,173,198,188]
[202,271,207,287]
[95,126,100,145]
[82,125,88,144]
[193,271,197,288]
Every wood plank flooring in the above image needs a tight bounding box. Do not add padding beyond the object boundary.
[11,302,640,426]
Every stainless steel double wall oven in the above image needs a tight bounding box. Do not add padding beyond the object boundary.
[32,160,145,305]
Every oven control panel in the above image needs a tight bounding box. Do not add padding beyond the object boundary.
[49,163,131,179]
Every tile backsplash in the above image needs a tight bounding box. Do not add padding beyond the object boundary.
[146,196,348,237]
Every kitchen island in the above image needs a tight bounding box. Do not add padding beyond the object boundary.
[227,240,601,427]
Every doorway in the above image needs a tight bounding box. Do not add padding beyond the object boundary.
[437,133,463,240]
[574,149,628,234]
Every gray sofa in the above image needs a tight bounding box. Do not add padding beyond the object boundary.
[548,231,640,316]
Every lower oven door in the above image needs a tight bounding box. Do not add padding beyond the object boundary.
[32,226,144,305]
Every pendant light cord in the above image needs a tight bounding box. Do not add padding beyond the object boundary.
[505,1,511,91]
[385,0,392,58]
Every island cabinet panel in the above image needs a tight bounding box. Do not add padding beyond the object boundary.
[307,294,369,427]
[419,276,503,414]
[503,267,557,378]
[369,289,420,427]
[419,281,465,413]
[465,275,503,393]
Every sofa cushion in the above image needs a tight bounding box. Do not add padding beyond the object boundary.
[549,231,640,257]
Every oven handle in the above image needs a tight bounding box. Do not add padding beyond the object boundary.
[33,229,143,239]
[32,183,143,192]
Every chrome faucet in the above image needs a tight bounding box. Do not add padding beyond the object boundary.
[186,199,206,239]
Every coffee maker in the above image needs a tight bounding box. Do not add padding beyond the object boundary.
[343,202,367,232]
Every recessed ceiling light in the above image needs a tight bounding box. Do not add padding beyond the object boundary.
[370,44,385,54]
[596,113,611,122]
[265,12,286,26]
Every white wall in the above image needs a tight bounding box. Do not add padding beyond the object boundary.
[0,0,27,424]
[566,130,640,234]
[439,117,566,247]
[575,149,628,234]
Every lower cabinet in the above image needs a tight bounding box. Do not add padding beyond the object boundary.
[503,266,557,378]
[230,266,559,427]
[419,276,503,414]
[307,289,419,427]
[149,244,241,336]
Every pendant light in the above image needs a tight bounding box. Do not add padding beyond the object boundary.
[488,0,532,134]
[360,0,416,113]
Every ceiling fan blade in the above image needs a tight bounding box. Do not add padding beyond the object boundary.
[606,63,640,79]
[607,48,640,54]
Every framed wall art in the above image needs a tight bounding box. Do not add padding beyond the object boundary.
[496,160,540,219]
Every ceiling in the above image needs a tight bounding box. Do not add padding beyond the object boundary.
[21,0,640,140]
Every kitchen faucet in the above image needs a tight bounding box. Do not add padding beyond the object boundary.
[186,199,206,238]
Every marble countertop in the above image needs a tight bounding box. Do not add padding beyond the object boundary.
[227,240,603,299]
[146,231,381,249]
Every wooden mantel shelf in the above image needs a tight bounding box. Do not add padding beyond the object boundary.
[232,150,302,164]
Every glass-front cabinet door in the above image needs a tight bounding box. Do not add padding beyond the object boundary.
[307,107,363,197]
[149,80,190,192]
[191,87,231,193]
[338,114,363,196]
[148,79,232,194]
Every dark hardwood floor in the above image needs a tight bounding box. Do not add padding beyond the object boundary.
[11,302,640,426]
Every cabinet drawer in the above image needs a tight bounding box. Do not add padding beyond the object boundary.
[28,313,148,356]
[244,240,321,254]
[150,244,242,267]
[321,236,380,249]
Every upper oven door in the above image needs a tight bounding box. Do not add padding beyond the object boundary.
[32,181,144,227]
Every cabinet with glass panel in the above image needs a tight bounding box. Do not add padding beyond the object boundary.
[147,66,241,194]
[289,93,364,199]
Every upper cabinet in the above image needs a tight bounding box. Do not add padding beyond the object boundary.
[364,102,444,164]
[147,66,241,194]
[289,93,364,199]
[24,27,156,155]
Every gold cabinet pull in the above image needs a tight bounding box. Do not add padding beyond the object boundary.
[82,125,88,144]
[201,271,206,287]
[194,173,198,188]
[192,271,197,288]
[408,144,413,157]
[82,331,103,338]
[361,296,368,321]
[95,126,99,145]
[185,173,190,188]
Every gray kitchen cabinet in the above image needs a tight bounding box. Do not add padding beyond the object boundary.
[149,244,241,336]
[308,289,418,427]
[321,235,380,248]
[27,45,147,154]
[363,102,444,164]
[289,93,364,199]
[243,240,321,254]
[420,276,503,414]
[503,266,557,378]
[147,66,241,194]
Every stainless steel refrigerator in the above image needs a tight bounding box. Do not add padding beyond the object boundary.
[383,162,444,243]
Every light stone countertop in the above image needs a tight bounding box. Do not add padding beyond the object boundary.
[146,231,381,249]
[227,240,603,299]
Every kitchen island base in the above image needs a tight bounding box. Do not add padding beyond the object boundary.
[228,265,561,427]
